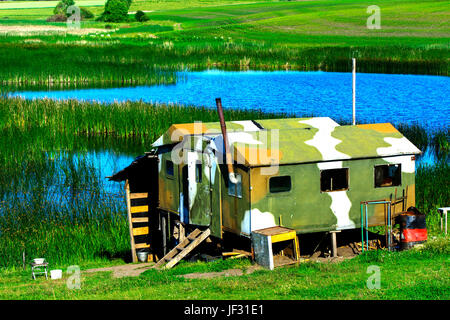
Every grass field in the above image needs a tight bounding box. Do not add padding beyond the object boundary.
[0,238,448,299]
[1,0,448,43]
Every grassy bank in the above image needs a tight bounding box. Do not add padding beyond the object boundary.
[0,97,448,269]
[0,238,448,299]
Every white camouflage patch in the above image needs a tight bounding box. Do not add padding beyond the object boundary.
[241,208,276,235]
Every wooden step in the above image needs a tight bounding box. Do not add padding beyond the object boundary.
[130,193,148,199]
[130,205,149,214]
[135,243,150,249]
[153,228,211,270]
[132,227,149,236]
[187,229,201,240]
[131,217,149,223]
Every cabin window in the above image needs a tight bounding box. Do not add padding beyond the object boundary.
[195,163,202,183]
[228,173,242,198]
[320,168,349,192]
[166,160,174,177]
[374,164,401,188]
[269,176,292,193]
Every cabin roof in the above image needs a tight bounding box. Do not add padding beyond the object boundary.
[152,117,421,166]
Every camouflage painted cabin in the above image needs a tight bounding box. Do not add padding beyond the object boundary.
[111,117,421,258]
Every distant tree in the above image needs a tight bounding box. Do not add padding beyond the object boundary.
[135,10,149,22]
[99,0,132,22]
[50,0,94,21]
[53,0,75,17]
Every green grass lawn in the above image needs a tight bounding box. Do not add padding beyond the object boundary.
[0,237,448,299]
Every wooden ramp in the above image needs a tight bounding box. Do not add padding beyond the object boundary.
[153,228,211,270]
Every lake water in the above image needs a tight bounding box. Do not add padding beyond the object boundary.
[9,70,450,129]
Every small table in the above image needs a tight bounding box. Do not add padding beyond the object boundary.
[438,207,449,235]
[252,226,300,270]
[31,262,48,280]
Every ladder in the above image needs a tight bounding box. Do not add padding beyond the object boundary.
[153,228,211,270]
[125,181,152,263]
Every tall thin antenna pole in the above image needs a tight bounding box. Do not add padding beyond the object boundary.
[352,58,356,125]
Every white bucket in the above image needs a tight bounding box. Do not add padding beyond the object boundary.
[50,269,62,280]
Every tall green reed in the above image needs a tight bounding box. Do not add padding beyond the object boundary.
[0,40,446,89]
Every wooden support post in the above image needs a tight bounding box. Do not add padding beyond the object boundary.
[330,231,340,258]
[125,180,137,263]
[179,222,185,243]
[162,214,167,256]
[439,208,449,235]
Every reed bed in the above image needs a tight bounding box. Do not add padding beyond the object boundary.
[0,41,447,89]
[0,96,284,143]
[416,162,450,234]
[0,96,448,268]
[0,150,130,268]
[0,42,178,87]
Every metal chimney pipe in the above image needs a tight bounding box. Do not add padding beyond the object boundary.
[215,98,238,184]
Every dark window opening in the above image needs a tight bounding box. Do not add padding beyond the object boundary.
[195,163,202,183]
[166,160,174,177]
[269,176,292,193]
[320,168,349,192]
[374,164,401,187]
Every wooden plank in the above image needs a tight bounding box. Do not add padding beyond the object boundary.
[222,252,242,257]
[253,226,294,237]
[187,228,201,240]
[133,227,149,236]
[179,223,185,243]
[294,236,300,260]
[130,205,149,214]
[271,231,296,243]
[125,180,137,263]
[135,243,150,249]
[230,253,247,259]
[130,193,148,199]
[131,217,149,223]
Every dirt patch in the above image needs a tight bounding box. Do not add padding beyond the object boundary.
[85,262,155,278]
[179,265,262,279]
[0,25,109,35]
[85,254,356,279]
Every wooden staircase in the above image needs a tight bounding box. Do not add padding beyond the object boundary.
[153,228,211,270]
[125,181,152,263]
